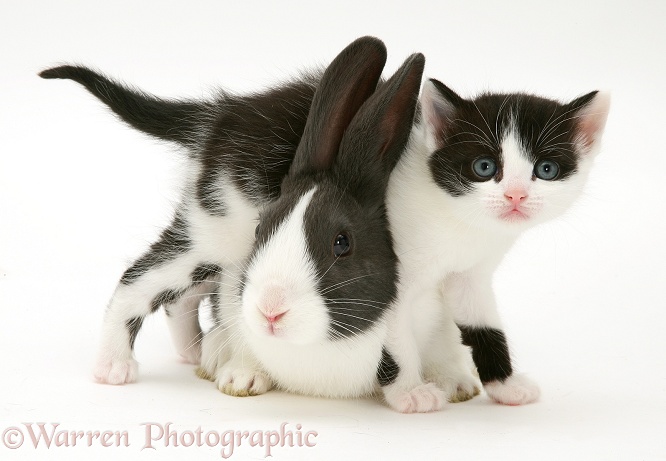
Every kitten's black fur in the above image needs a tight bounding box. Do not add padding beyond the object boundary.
[40,38,423,389]
[41,65,318,212]
[427,78,598,197]
[40,66,318,293]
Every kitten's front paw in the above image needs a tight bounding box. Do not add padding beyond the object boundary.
[383,383,446,413]
[447,381,481,403]
[94,358,138,385]
[424,365,481,403]
[216,365,272,397]
[484,373,540,405]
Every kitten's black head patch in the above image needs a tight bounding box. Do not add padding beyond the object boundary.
[426,82,586,197]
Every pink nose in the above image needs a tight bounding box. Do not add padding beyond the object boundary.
[504,189,528,205]
[264,311,287,324]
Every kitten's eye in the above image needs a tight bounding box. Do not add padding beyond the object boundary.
[472,157,498,179]
[254,224,260,238]
[534,160,560,180]
[333,233,351,257]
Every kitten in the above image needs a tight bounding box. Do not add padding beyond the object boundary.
[40,64,320,383]
[387,79,610,404]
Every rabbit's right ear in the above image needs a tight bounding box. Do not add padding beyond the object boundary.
[289,36,387,176]
[334,52,425,203]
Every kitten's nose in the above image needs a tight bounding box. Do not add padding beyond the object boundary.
[504,189,528,205]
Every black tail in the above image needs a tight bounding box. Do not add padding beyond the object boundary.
[39,65,209,147]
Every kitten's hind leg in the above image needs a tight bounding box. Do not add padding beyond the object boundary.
[94,214,206,384]
[196,323,227,382]
[164,266,221,365]
[93,288,143,385]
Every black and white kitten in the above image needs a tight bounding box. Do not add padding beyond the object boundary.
[39,63,320,384]
[387,79,610,404]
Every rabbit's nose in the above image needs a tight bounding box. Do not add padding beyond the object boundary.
[264,311,288,324]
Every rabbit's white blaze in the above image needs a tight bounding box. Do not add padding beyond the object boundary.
[242,187,330,345]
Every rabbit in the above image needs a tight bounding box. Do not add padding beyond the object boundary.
[197,37,458,413]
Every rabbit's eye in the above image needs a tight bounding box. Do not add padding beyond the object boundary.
[333,233,351,257]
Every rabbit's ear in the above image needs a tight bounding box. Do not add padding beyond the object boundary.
[289,36,387,175]
[336,52,425,202]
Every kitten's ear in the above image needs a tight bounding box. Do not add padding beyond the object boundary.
[420,78,465,146]
[289,36,387,176]
[569,91,611,154]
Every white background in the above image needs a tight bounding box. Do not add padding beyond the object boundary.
[1,1,665,460]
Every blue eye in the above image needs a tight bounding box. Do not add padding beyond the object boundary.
[534,160,560,180]
[472,157,497,179]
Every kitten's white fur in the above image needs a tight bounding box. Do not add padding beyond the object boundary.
[384,82,610,404]
[94,167,261,384]
[484,374,540,405]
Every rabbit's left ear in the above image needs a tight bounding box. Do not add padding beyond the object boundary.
[335,52,425,202]
[289,36,387,177]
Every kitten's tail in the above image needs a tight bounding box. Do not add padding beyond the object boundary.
[39,65,211,148]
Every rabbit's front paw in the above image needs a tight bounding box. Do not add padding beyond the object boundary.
[216,364,272,397]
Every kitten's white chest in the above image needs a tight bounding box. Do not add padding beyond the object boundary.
[187,173,260,264]
[388,149,512,282]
